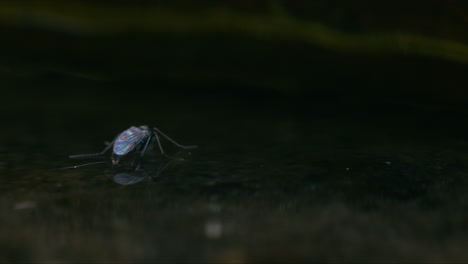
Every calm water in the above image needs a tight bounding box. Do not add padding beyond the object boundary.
[1,74,468,262]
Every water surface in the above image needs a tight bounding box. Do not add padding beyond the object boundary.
[1,75,468,262]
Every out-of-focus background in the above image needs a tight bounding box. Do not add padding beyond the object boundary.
[2,0,468,108]
[1,0,468,262]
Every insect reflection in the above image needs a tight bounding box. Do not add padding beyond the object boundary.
[111,150,184,185]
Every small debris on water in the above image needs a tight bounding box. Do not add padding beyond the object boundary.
[13,201,36,210]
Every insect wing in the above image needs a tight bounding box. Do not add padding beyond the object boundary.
[113,126,148,155]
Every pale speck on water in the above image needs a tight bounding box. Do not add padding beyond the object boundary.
[13,201,36,210]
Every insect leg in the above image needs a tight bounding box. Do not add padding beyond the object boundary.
[140,135,153,158]
[153,130,184,160]
[134,134,161,171]
[153,127,198,150]
[50,161,107,170]
[153,131,165,154]
[69,135,117,159]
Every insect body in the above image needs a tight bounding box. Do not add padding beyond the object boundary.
[111,125,152,166]
[113,126,151,156]
[68,125,197,169]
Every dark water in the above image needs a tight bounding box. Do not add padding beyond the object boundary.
[2,75,468,263]
[2,1,468,262]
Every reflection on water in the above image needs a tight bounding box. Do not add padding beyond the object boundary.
[113,172,147,185]
[111,150,192,185]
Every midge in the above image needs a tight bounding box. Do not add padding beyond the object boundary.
[63,125,197,169]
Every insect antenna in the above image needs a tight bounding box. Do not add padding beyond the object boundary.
[50,161,107,171]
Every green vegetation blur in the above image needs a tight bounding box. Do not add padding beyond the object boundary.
[1,0,467,109]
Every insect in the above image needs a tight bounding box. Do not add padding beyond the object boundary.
[56,125,197,170]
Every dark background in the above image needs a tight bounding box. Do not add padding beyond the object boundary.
[1,0,468,262]
[2,0,468,110]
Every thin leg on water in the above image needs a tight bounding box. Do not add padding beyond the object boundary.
[153,131,165,154]
[153,131,184,160]
[134,136,154,171]
[69,136,117,159]
[51,161,107,170]
[140,135,152,158]
[153,127,198,150]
